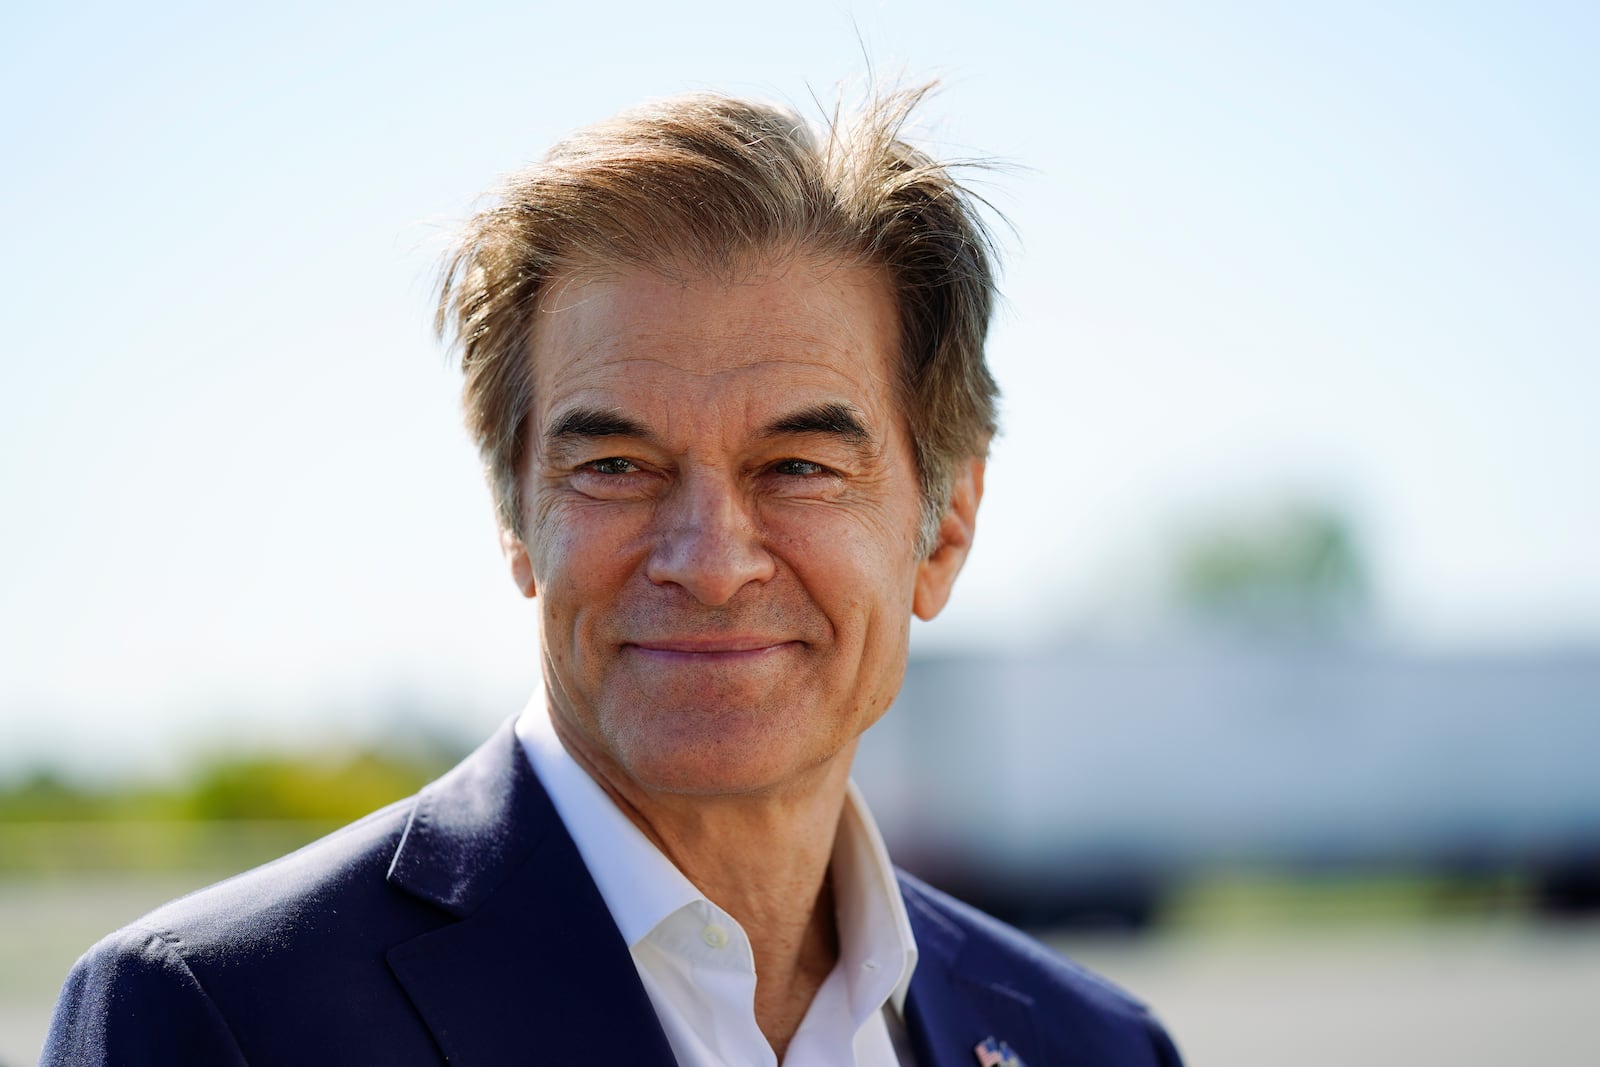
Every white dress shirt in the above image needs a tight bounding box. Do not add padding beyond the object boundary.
[517,707,920,1067]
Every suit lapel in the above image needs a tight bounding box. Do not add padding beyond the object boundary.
[383,722,677,1066]
[900,876,1041,1067]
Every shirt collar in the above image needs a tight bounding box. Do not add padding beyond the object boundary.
[834,777,919,1018]
[515,704,919,1015]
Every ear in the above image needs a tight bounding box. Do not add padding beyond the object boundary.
[913,457,985,621]
[500,528,538,599]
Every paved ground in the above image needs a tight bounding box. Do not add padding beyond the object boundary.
[1054,922,1600,1065]
[4,874,1598,1065]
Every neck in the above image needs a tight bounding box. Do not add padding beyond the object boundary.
[561,730,857,1059]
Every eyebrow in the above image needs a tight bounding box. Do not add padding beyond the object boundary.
[543,401,877,454]
[761,402,874,448]
[545,407,652,443]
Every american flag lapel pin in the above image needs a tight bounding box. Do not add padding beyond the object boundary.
[973,1035,1024,1067]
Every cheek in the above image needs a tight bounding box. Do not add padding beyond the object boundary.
[786,523,918,667]
[529,500,636,585]
[530,523,622,661]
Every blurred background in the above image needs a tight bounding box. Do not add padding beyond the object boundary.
[3,1,1597,1063]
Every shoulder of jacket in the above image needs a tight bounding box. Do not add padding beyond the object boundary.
[117,795,418,957]
[898,868,1157,1020]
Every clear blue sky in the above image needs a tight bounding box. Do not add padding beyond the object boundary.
[3,1,1596,774]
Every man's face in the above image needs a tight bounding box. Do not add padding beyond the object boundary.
[505,254,976,801]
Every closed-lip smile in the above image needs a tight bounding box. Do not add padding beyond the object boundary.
[626,636,797,657]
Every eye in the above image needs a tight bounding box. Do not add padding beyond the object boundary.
[771,459,828,477]
[585,457,639,475]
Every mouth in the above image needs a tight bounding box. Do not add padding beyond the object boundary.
[624,637,799,661]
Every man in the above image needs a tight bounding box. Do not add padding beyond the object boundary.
[45,87,1183,1066]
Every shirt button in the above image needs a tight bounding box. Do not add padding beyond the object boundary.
[701,924,729,949]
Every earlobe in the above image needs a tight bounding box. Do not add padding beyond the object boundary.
[500,528,538,599]
[912,458,985,621]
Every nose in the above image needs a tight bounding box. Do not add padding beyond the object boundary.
[644,470,775,605]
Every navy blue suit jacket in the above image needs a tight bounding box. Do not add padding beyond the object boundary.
[44,721,1182,1066]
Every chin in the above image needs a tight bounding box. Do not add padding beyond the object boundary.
[605,711,844,799]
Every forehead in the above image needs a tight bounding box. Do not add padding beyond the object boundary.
[525,257,902,429]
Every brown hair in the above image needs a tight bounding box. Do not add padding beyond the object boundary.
[437,84,1000,554]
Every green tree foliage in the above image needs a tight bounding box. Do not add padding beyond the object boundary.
[1171,500,1371,638]
[179,749,451,820]
[0,747,461,873]
[0,748,455,823]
